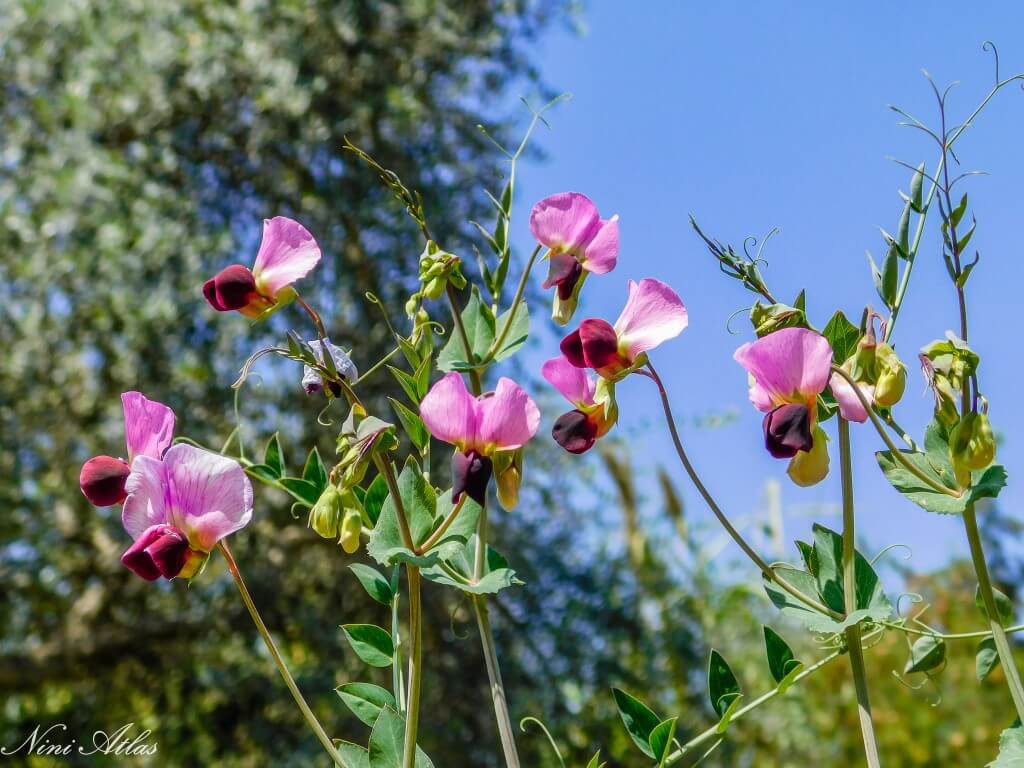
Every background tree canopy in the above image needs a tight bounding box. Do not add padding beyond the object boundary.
[2,2,1022,766]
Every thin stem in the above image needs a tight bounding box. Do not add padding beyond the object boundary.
[353,346,401,387]
[830,366,961,498]
[445,283,482,395]
[485,244,542,361]
[418,494,467,553]
[218,541,347,767]
[964,504,1024,720]
[838,418,882,768]
[294,293,328,339]
[374,455,416,551]
[881,619,1024,641]
[391,567,406,713]
[646,361,843,621]
[473,596,521,768]
[402,566,423,768]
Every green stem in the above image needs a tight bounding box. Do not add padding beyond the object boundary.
[646,361,843,621]
[418,494,467,553]
[402,566,423,768]
[964,504,1024,721]
[881,619,1024,641]
[218,542,347,767]
[445,283,482,395]
[353,346,401,387]
[484,244,542,361]
[473,595,521,768]
[838,418,882,768]
[391,567,406,714]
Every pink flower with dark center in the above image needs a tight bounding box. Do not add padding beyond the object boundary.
[419,373,539,504]
[542,356,617,454]
[79,392,176,506]
[121,443,253,581]
[560,278,688,379]
[734,327,837,486]
[204,217,321,317]
[530,192,619,324]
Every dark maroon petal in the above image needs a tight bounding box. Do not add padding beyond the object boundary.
[578,318,622,371]
[145,528,190,579]
[451,450,493,506]
[556,260,584,300]
[79,455,131,506]
[121,525,172,581]
[763,403,813,459]
[203,277,226,310]
[552,410,598,454]
[560,328,587,368]
[208,264,258,311]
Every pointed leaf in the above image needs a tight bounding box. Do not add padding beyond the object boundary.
[264,433,284,477]
[341,624,394,668]
[978,638,1000,681]
[336,683,397,727]
[368,707,434,768]
[302,447,328,494]
[708,650,741,717]
[763,626,800,684]
[612,688,660,758]
[349,564,394,606]
[905,635,946,674]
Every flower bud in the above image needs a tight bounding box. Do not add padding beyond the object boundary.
[80,455,131,506]
[950,411,996,486]
[494,449,523,511]
[872,343,906,407]
[787,425,830,487]
[749,300,806,338]
[309,485,343,539]
[339,507,363,554]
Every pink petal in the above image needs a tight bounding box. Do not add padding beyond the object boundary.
[122,455,170,540]
[612,278,689,359]
[122,391,176,461]
[830,373,873,423]
[162,444,254,552]
[477,377,541,451]
[529,192,600,252]
[251,216,321,296]
[542,356,596,407]
[733,328,833,411]
[581,216,619,274]
[419,372,478,449]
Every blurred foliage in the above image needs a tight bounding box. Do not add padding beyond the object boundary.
[2,1,1023,766]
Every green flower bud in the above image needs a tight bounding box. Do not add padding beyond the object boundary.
[950,411,996,486]
[750,300,807,338]
[551,270,588,326]
[309,485,343,539]
[873,343,906,407]
[339,507,363,554]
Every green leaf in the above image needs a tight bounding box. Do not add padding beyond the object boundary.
[388,365,420,405]
[388,397,429,453]
[279,477,320,507]
[419,533,521,594]
[302,447,328,494]
[875,448,963,514]
[349,564,394,606]
[880,244,899,307]
[493,302,530,361]
[368,707,434,768]
[812,524,845,614]
[988,721,1024,767]
[336,682,397,727]
[763,626,800,684]
[246,463,281,485]
[366,459,437,566]
[584,751,605,768]
[976,586,1015,625]
[336,741,372,768]
[436,287,495,372]
[611,688,661,758]
[821,310,861,364]
[715,693,745,734]
[910,162,925,212]
[414,356,432,399]
[649,717,678,766]
[763,568,840,633]
[341,624,394,668]
[777,662,805,693]
[708,649,741,717]
[977,637,1000,681]
[904,635,946,674]
[264,433,284,477]
[362,475,389,526]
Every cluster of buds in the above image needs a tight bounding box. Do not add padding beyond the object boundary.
[837,317,907,410]
[309,483,364,554]
[406,241,467,316]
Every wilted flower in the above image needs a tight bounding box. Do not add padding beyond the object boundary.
[529,192,619,324]
[734,327,839,486]
[302,338,358,395]
[204,217,321,317]
[542,356,617,454]
[560,278,688,380]
[419,373,539,504]
[121,443,253,581]
[79,392,176,506]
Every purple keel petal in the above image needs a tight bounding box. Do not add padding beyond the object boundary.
[613,279,688,360]
[419,372,478,450]
[251,216,321,296]
[529,192,601,252]
[162,444,253,552]
[80,455,131,506]
[542,356,596,407]
[121,525,170,581]
[122,391,176,461]
[478,377,540,451]
[552,410,599,454]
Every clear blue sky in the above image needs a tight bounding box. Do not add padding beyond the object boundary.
[507,2,1024,572]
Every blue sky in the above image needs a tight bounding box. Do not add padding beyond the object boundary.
[507,3,1024,571]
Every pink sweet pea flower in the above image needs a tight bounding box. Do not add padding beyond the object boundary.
[560,278,688,379]
[828,374,873,423]
[204,217,321,318]
[542,356,617,454]
[530,192,619,324]
[419,373,539,504]
[79,392,176,506]
[733,327,835,486]
[121,443,253,581]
